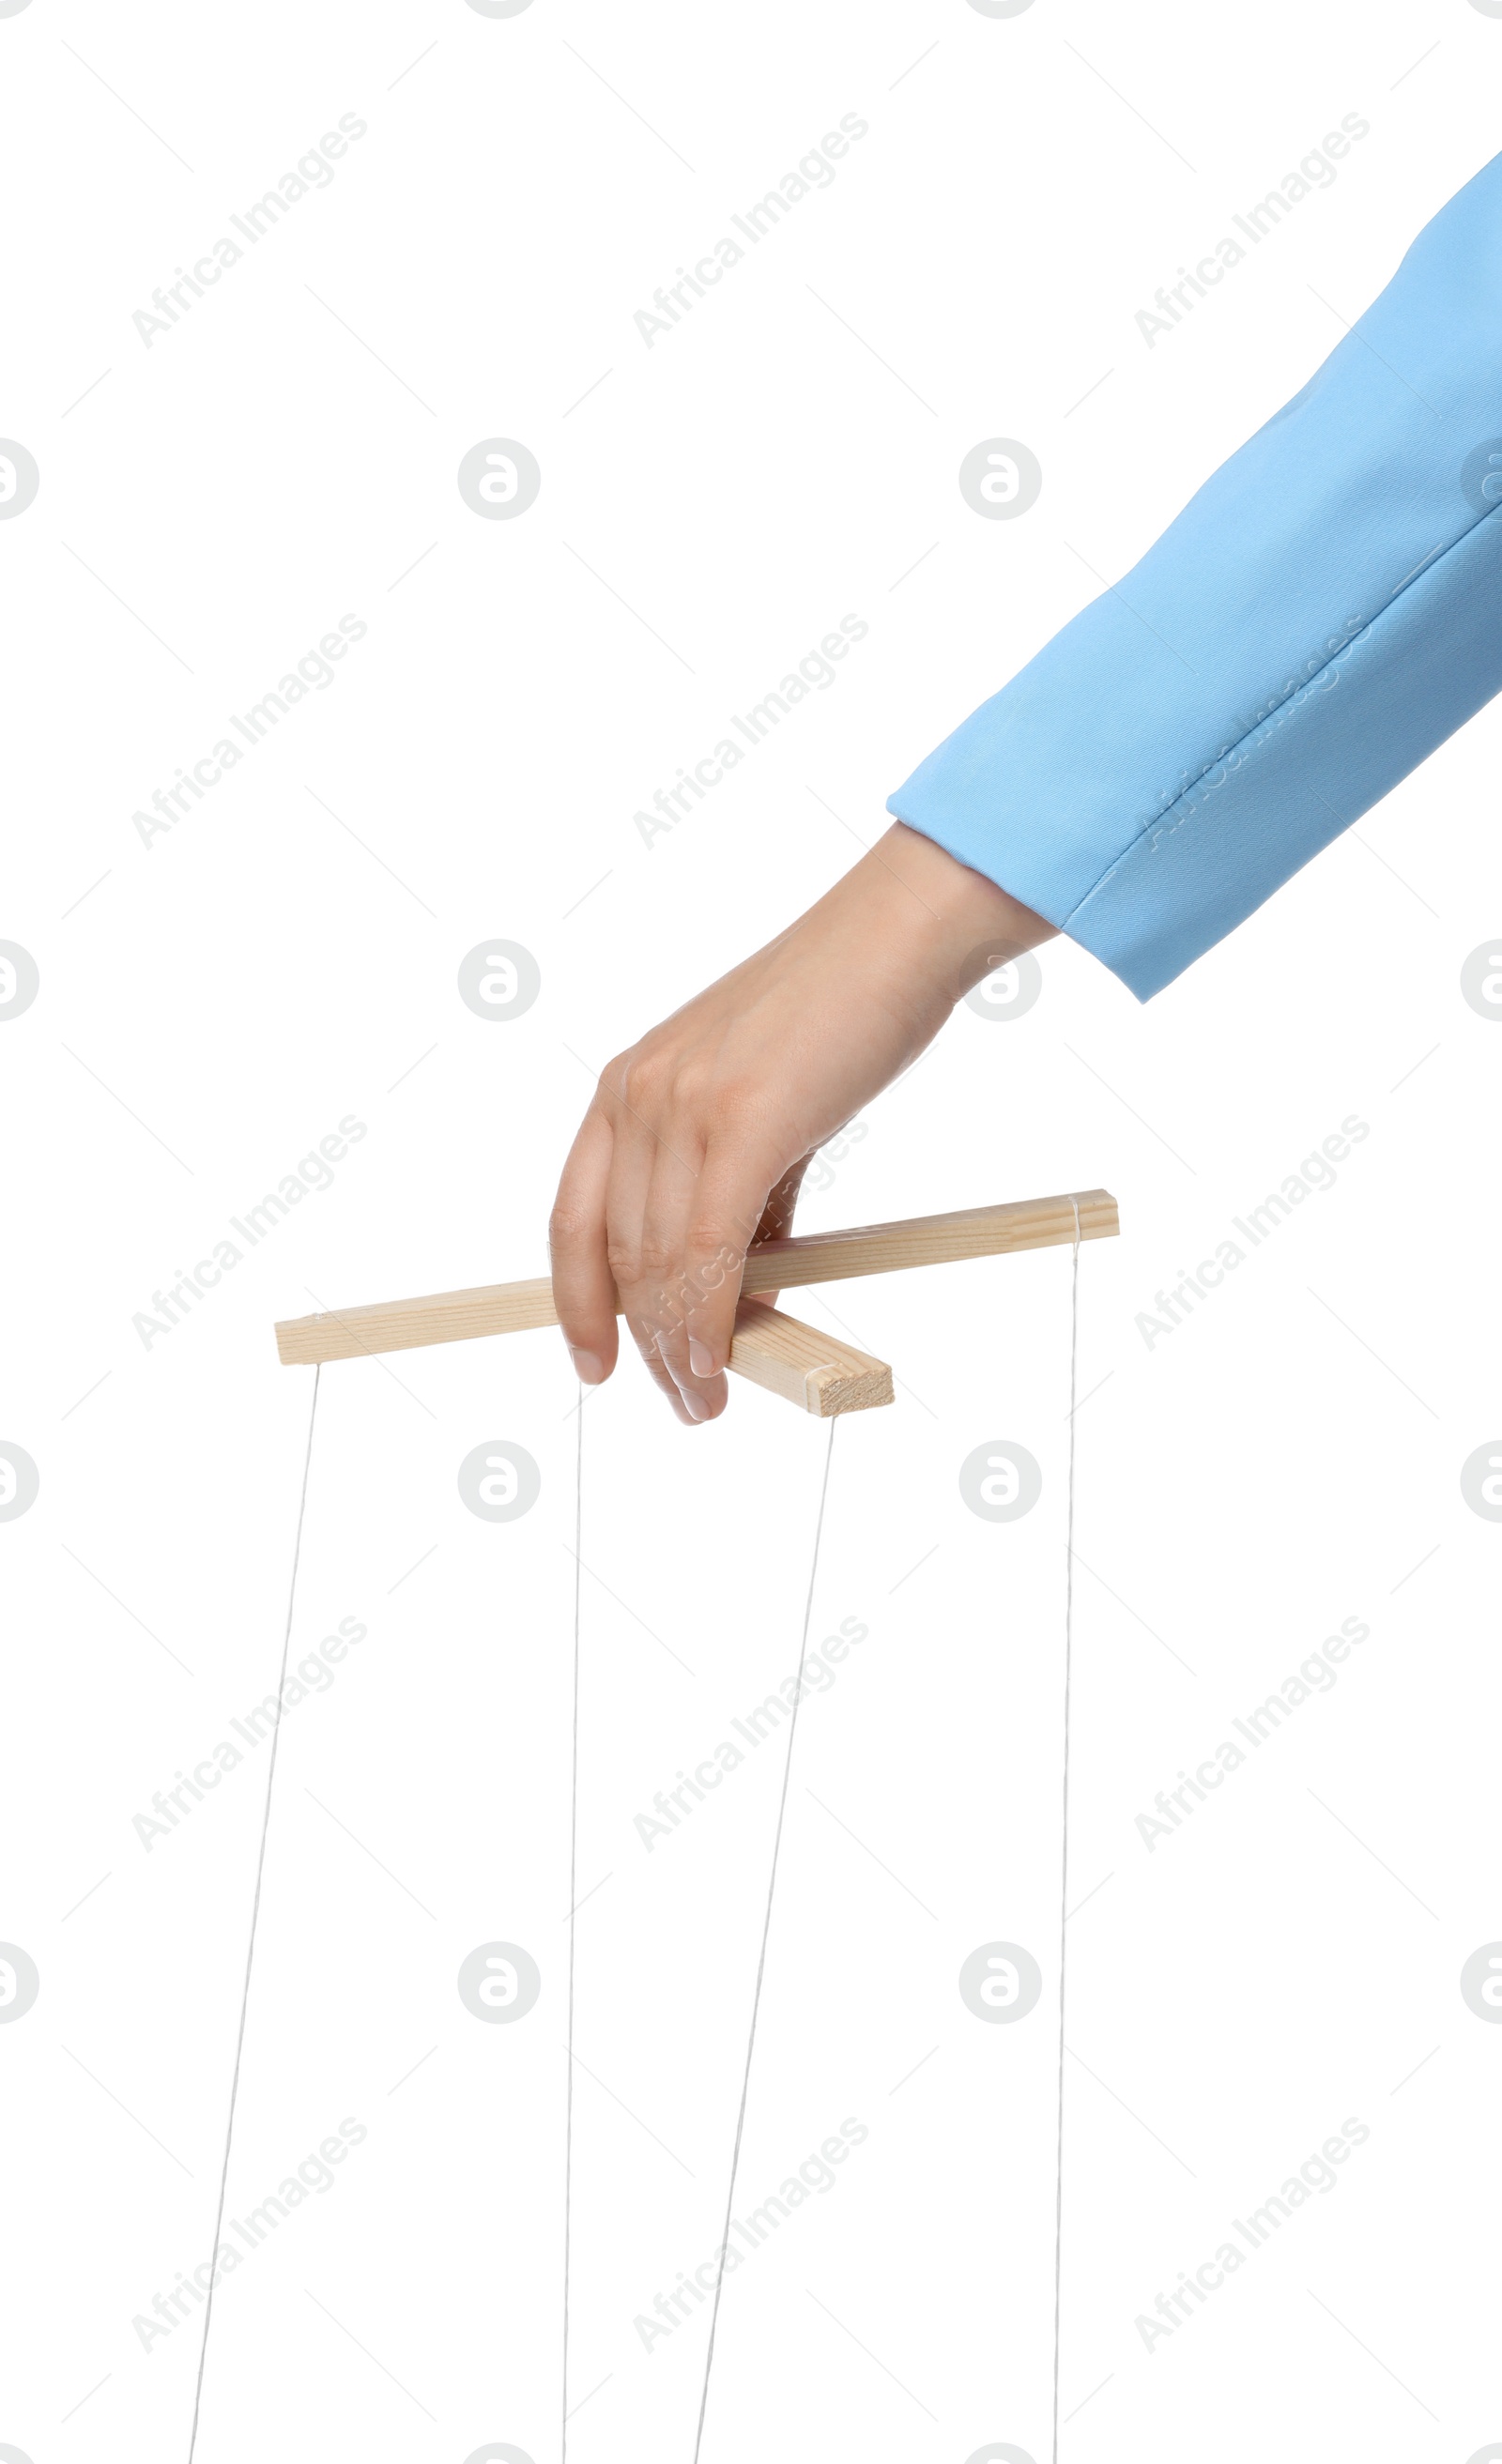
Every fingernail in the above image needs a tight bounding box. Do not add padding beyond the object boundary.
[688,1338,715,1378]
[568,1346,605,1385]
[681,1386,711,1421]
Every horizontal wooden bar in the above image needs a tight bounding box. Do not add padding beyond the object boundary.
[729,1303,893,1417]
[274,1187,1118,1368]
[739,1187,1117,1299]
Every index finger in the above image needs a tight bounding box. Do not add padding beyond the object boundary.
[548,1105,620,1386]
[677,1138,801,1384]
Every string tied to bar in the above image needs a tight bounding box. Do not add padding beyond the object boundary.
[1050,1196,1081,2463]
[561,1380,584,2458]
[186,1364,322,2464]
[692,1415,839,2463]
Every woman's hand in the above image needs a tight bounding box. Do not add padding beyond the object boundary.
[548,823,1054,1423]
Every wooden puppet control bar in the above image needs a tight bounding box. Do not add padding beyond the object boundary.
[272,1188,1119,1417]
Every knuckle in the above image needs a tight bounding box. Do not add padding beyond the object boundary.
[618,1050,668,1116]
[709,1078,763,1131]
[687,1218,745,1276]
[667,1059,714,1114]
[605,1237,641,1286]
[597,1047,634,1098]
[548,1201,591,1253]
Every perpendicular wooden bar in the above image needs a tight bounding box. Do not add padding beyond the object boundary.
[728,1303,893,1417]
[273,1187,1119,1369]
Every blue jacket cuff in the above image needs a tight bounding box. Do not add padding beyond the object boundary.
[888,150,1502,999]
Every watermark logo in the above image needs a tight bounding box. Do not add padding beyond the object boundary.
[1136,116,1370,347]
[1136,1114,1370,1351]
[959,1441,1041,1522]
[1135,1616,1371,1849]
[1461,941,1502,1018]
[0,1445,39,1523]
[131,119,368,348]
[457,439,541,518]
[0,942,38,1020]
[1460,1944,1502,2021]
[1462,439,1502,512]
[634,1616,871,1850]
[0,1944,39,2023]
[633,117,869,349]
[464,2449,535,2464]
[965,950,1042,1019]
[132,1616,369,1850]
[131,615,370,849]
[0,440,38,517]
[958,1942,1042,2023]
[132,2120,368,2351]
[465,0,534,13]
[633,2120,869,2350]
[458,1442,541,1523]
[458,1943,541,2022]
[966,0,1035,14]
[958,438,1041,519]
[1134,2120,1371,2350]
[966,2449,1036,2464]
[133,1117,368,1350]
[634,615,869,849]
[457,939,541,1019]
[1460,1444,1502,1520]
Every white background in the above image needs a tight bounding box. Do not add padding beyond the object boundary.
[1,2,1500,2459]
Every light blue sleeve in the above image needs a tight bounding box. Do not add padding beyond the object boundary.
[887,152,1502,1000]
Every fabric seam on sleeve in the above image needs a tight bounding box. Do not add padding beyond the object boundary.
[1058,495,1499,928]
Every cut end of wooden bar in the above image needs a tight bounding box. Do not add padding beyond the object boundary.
[728,1304,894,1417]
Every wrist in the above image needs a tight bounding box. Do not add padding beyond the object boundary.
[868,822,1057,1002]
